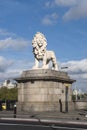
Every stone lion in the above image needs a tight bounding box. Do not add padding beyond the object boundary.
[32,32,58,71]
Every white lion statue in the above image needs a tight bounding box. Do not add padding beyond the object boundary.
[32,32,58,71]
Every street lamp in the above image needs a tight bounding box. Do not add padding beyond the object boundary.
[60,66,69,112]
[61,67,68,69]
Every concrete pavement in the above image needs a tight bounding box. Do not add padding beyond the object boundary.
[0,110,87,121]
[0,110,87,129]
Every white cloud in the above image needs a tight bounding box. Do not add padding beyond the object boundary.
[1,55,87,91]
[61,59,87,80]
[0,37,30,50]
[8,59,33,73]
[42,13,58,25]
[0,56,34,81]
[45,1,51,7]
[0,29,16,36]
[54,0,77,7]
[0,29,32,81]
[60,59,87,91]
[0,56,13,72]
[63,59,87,73]
[45,0,87,21]
[45,0,78,7]
[63,0,87,21]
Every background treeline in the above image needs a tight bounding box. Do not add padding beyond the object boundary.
[0,87,18,101]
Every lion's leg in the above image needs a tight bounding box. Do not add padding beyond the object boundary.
[42,63,49,69]
[53,62,58,70]
[42,54,49,69]
[52,56,58,71]
[32,58,39,69]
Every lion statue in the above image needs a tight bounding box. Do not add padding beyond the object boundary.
[32,32,58,71]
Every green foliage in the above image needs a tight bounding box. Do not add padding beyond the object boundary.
[0,87,18,100]
[72,95,76,101]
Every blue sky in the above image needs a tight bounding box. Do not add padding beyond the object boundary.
[0,0,87,91]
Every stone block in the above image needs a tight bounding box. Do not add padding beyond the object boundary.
[15,69,75,112]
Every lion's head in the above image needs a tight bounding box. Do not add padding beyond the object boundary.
[32,32,47,59]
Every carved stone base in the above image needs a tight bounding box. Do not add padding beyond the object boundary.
[15,69,75,112]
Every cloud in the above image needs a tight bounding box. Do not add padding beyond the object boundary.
[0,56,13,72]
[63,59,87,73]
[45,0,87,21]
[0,29,31,50]
[63,0,87,21]
[0,55,87,91]
[0,29,16,37]
[0,37,30,50]
[0,29,32,82]
[45,0,77,7]
[0,57,34,82]
[42,13,58,25]
[0,55,34,82]
[45,1,52,7]
[54,0,77,7]
[60,59,87,91]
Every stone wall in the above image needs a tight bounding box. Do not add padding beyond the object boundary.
[15,69,75,112]
[74,101,87,110]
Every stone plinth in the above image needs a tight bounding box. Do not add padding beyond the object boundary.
[15,69,75,112]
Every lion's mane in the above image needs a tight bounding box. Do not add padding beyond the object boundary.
[32,32,47,59]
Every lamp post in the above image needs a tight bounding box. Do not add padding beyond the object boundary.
[65,85,68,112]
[64,83,70,113]
[14,104,17,118]
[61,67,69,113]
[60,67,69,113]
[61,67,68,69]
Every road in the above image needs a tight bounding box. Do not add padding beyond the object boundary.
[0,118,87,130]
[0,123,87,130]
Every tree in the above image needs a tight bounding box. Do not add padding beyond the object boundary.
[0,87,18,101]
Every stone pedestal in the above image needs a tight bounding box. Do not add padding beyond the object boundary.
[15,69,75,112]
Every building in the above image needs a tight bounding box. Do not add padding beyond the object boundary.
[1,80,17,89]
